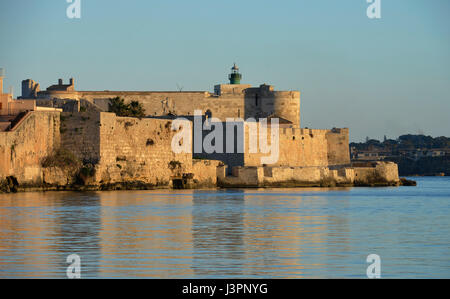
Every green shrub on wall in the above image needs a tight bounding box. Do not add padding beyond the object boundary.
[108,97,146,119]
[41,148,81,169]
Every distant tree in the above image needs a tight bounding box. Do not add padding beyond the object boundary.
[367,139,381,144]
[399,134,435,149]
[366,139,382,150]
[353,134,449,158]
[129,100,146,118]
[108,97,129,116]
[433,136,450,149]
[108,97,146,119]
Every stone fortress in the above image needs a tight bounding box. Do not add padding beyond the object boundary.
[0,65,400,192]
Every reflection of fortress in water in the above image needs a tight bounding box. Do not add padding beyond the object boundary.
[0,190,352,278]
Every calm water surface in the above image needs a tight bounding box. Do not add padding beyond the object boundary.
[0,177,449,278]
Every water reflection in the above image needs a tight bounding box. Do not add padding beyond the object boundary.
[96,191,195,278]
[192,191,246,277]
[0,192,102,278]
[0,179,449,278]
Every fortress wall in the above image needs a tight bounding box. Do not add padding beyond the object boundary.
[354,167,377,183]
[60,110,101,163]
[263,166,353,185]
[40,90,246,120]
[264,167,323,184]
[36,99,80,113]
[96,113,193,185]
[353,162,399,184]
[218,165,352,188]
[38,89,301,126]
[191,159,222,186]
[59,111,220,187]
[244,90,274,120]
[199,97,244,120]
[0,111,60,184]
[244,90,300,127]
[193,121,245,172]
[215,84,252,96]
[218,163,397,188]
[79,92,208,116]
[35,99,53,107]
[37,91,79,100]
[243,125,329,167]
[326,128,351,166]
[36,85,300,126]
[217,166,262,187]
[73,91,244,120]
[374,162,399,182]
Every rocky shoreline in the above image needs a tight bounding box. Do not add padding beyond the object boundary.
[1,176,417,194]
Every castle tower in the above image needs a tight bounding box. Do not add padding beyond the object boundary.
[228,63,242,84]
[21,79,41,99]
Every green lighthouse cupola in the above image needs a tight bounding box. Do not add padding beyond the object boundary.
[228,63,242,84]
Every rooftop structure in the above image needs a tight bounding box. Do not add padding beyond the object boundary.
[46,78,75,92]
[228,63,242,84]
[26,64,302,127]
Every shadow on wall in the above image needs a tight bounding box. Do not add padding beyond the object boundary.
[193,118,245,174]
[244,87,275,120]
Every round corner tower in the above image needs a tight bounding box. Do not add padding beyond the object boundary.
[272,90,301,127]
[254,84,301,128]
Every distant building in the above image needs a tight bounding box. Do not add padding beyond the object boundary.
[352,149,391,161]
[0,68,61,132]
[426,149,447,158]
[20,79,40,99]
[0,68,36,117]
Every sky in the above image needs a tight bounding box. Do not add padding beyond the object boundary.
[0,0,449,142]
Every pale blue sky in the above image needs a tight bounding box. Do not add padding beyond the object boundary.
[1,0,449,141]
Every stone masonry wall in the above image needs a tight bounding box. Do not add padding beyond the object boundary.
[326,128,350,166]
[37,86,301,128]
[60,109,101,164]
[243,124,329,167]
[191,159,222,187]
[0,111,60,184]
[96,113,193,186]
[353,162,399,184]
[243,124,350,168]
[53,91,244,121]
[58,110,222,188]
[218,162,399,188]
